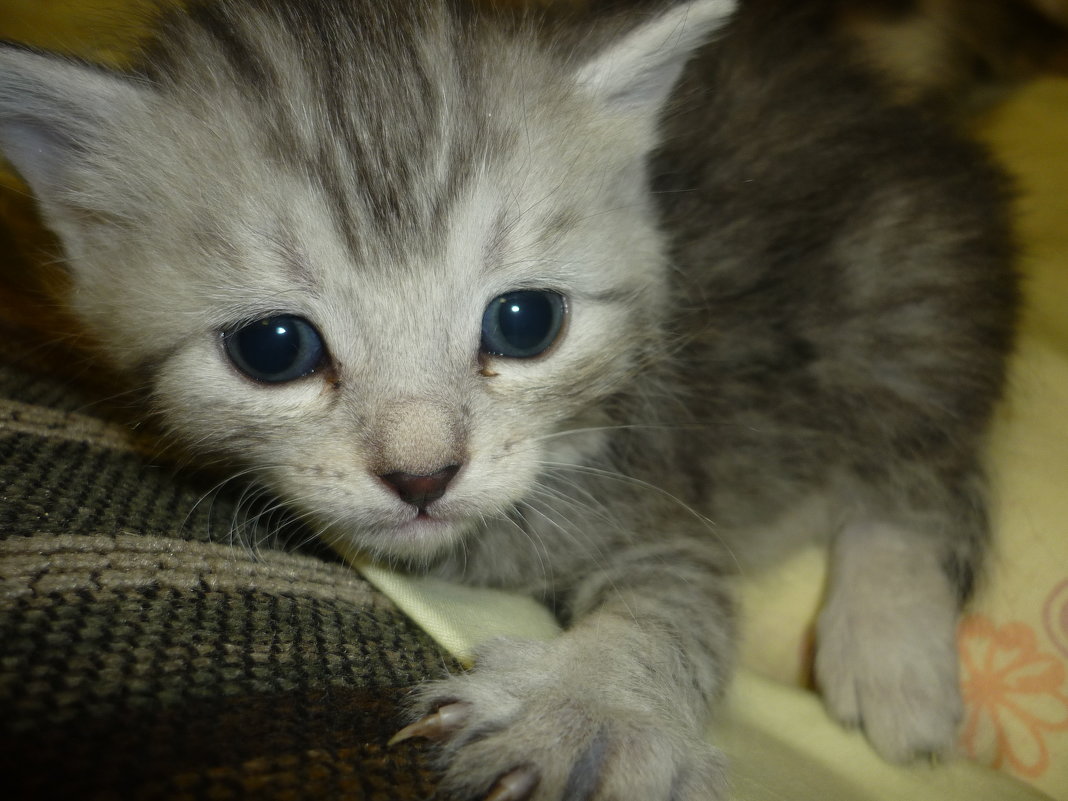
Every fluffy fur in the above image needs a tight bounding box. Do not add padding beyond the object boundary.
[0,0,1018,798]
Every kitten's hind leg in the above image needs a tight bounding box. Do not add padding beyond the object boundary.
[815,517,970,762]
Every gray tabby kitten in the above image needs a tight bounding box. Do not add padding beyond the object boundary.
[0,0,1018,798]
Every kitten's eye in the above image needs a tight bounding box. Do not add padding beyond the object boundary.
[480,290,566,359]
[223,315,326,383]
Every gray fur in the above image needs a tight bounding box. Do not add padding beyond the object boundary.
[0,0,1018,797]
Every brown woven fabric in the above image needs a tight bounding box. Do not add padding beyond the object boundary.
[0,311,456,799]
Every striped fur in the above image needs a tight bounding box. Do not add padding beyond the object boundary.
[0,0,1018,797]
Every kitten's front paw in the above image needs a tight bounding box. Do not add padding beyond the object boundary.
[815,589,963,762]
[392,638,726,801]
[815,521,967,762]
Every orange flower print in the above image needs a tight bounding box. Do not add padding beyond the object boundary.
[958,614,1068,778]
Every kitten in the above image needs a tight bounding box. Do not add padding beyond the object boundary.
[0,0,1018,798]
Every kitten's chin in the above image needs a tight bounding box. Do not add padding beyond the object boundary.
[330,512,475,566]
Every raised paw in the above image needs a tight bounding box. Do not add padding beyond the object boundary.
[391,636,727,801]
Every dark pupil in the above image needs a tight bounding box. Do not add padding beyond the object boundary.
[227,315,323,382]
[239,320,299,374]
[497,292,554,351]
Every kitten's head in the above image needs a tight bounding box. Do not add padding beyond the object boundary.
[0,0,733,564]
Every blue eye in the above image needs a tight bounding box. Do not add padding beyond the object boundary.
[480,290,566,359]
[224,315,326,383]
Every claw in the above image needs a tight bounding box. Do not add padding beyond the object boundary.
[485,766,540,801]
[388,702,471,746]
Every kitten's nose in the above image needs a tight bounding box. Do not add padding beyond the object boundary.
[379,465,461,510]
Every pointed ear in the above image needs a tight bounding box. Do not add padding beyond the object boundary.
[0,42,146,200]
[576,0,734,125]
[575,0,734,116]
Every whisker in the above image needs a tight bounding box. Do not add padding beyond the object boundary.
[536,460,742,574]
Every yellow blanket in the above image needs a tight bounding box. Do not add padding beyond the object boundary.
[344,550,1054,800]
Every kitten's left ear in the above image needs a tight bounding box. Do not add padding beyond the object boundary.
[575,0,735,120]
[0,42,147,201]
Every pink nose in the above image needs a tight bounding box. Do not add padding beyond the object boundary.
[379,465,461,509]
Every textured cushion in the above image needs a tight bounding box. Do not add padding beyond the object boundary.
[0,311,456,798]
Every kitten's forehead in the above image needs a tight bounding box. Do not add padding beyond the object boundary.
[133,1,624,298]
[143,0,552,258]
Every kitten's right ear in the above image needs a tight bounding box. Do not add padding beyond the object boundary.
[0,42,147,201]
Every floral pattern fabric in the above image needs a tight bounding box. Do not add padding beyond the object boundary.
[960,614,1068,780]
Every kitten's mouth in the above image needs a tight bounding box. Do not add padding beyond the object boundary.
[348,510,468,563]
[385,507,456,540]
[398,510,450,531]
[317,490,481,562]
